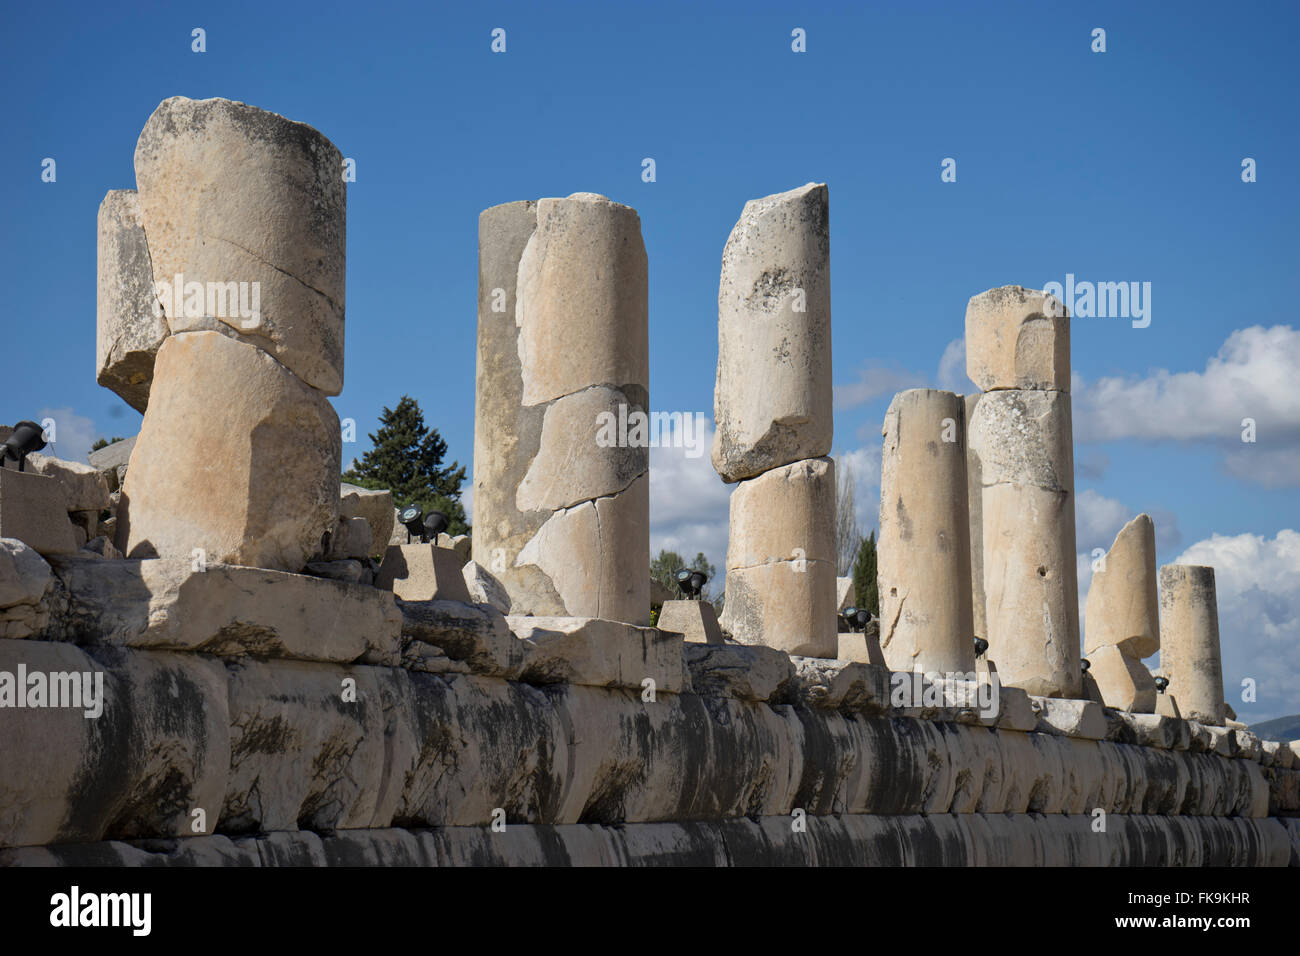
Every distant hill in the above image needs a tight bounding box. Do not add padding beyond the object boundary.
[1250,714,1300,742]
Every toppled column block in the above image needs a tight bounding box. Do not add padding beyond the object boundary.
[877,389,976,674]
[508,616,687,693]
[96,189,168,412]
[712,183,831,482]
[1086,643,1157,712]
[657,599,723,645]
[720,457,836,657]
[134,96,347,394]
[49,556,401,665]
[116,331,341,571]
[1085,514,1160,659]
[376,544,472,603]
[1159,564,1226,725]
[969,388,1080,698]
[340,483,394,551]
[462,560,511,614]
[324,516,372,561]
[26,453,111,514]
[0,539,52,639]
[965,285,1070,392]
[964,393,986,641]
[0,470,77,556]
[837,630,885,666]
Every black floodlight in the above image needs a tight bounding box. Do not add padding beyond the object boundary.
[1,420,46,472]
[841,607,871,632]
[1154,676,1169,693]
[1080,658,1091,672]
[398,505,423,543]
[974,637,989,658]
[423,510,449,541]
[675,568,706,600]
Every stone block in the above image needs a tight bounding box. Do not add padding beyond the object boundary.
[965,285,1070,391]
[656,599,723,645]
[0,469,77,556]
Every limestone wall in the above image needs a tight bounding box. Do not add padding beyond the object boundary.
[2,555,1297,866]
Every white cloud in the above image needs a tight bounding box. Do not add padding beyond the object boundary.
[36,407,97,464]
[1167,530,1300,724]
[936,338,976,394]
[833,365,926,411]
[460,483,474,524]
[1075,489,1132,553]
[1073,325,1300,485]
[834,442,883,536]
[649,419,731,569]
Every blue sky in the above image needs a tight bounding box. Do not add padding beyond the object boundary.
[2,1,1297,719]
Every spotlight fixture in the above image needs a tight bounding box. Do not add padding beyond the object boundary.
[841,607,871,632]
[0,420,46,472]
[675,568,707,600]
[423,510,449,542]
[974,637,989,658]
[1080,658,1091,672]
[1154,676,1169,693]
[398,505,424,543]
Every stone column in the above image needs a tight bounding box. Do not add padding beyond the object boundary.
[114,97,346,572]
[1083,514,1159,712]
[877,388,975,674]
[964,393,986,644]
[1159,564,1226,725]
[474,193,649,624]
[713,183,836,658]
[966,286,1080,697]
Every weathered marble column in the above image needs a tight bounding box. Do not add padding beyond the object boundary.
[964,393,986,644]
[114,97,346,572]
[1159,564,1226,725]
[714,183,836,658]
[1083,514,1160,712]
[475,193,649,624]
[877,388,975,674]
[967,286,1080,697]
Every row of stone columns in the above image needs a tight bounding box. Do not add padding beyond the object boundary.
[874,285,1228,725]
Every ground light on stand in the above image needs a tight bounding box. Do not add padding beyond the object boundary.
[841,607,872,633]
[675,568,707,600]
[0,421,46,472]
[398,505,424,543]
[974,638,989,659]
[423,511,449,542]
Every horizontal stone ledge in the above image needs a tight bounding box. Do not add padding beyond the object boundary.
[3,640,1281,849]
[2,813,1291,867]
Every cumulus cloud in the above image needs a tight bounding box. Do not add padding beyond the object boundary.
[835,442,883,537]
[1073,325,1300,485]
[1075,489,1132,553]
[36,407,98,464]
[1167,530,1300,724]
[648,418,731,569]
[936,338,977,394]
[833,365,926,411]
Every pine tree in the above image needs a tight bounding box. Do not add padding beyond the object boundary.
[852,530,879,615]
[343,396,470,535]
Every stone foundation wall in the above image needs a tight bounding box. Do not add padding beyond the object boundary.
[3,558,1298,865]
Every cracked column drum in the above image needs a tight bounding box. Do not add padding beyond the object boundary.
[969,389,1081,697]
[133,96,347,395]
[482,193,649,623]
[1159,565,1226,726]
[720,457,837,657]
[877,389,976,675]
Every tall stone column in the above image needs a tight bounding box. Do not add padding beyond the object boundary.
[1159,564,1226,725]
[474,193,649,624]
[966,286,1080,697]
[713,183,836,658]
[877,388,975,674]
[964,393,986,645]
[114,97,346,572]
